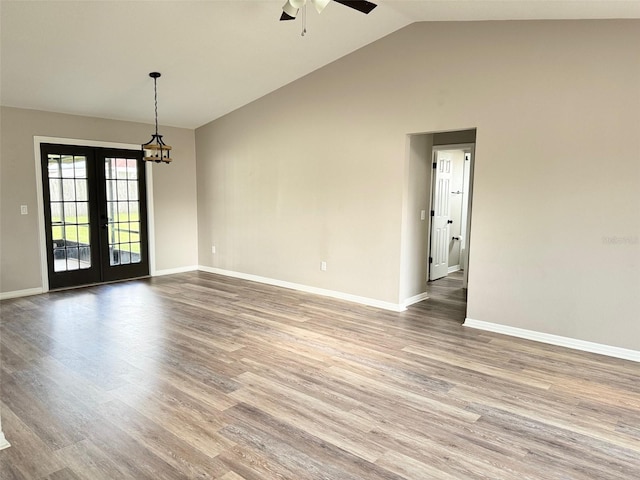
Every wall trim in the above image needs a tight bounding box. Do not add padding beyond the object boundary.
[402,292,429,309]
[145,160,156,277]
[198,266,406,312]
[153,265,199,277]
[447,265,461,274]
[0,267,199,298]
[0,287,44,301]
[464,318,640,363]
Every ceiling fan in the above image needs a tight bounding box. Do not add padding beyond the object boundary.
[280,0,378,21]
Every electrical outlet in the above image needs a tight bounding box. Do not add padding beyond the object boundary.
[420,210,426,220]
[320,261,327,271]
[211,245,216,254]
[20,205,28,215]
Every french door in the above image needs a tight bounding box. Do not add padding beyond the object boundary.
[41,144,149,290]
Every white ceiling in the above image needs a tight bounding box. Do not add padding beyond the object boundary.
[2,0,639,129]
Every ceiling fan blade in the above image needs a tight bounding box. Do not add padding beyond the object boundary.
[332,0,377,14]
[280,11,297,21]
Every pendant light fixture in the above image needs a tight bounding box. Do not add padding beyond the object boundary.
[142,72,172,164]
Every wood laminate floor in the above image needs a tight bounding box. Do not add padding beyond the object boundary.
[0,271,638,479]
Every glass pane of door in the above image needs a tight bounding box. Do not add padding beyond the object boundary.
[47,153,92,272]
[104,157,142,266]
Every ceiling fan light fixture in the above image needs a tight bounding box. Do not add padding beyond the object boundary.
[282,0,305,19]
[279,0,378,24]
[310,0,331,13]
[282,2,298,19]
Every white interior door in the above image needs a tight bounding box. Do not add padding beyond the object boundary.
[429,150,452,281]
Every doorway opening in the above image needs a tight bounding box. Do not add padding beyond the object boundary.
[399,128,475,317]
[40,143,150,290]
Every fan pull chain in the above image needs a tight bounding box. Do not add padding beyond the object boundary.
[301,3,307,36]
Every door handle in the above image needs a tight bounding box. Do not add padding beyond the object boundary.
[447,220,453,224]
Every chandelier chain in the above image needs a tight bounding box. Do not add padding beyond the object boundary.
[154,77,159,136]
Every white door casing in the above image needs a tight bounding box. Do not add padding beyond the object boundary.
[33,136,156,293]
[461,148,474,288]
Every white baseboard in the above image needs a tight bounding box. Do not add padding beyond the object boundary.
[0,267,198,299]
[152,265,199,277]
[448,265,461,274]
[198,266,405,312]
[402,292,429,309]
[464,318,640,363]
[0,287,44,301]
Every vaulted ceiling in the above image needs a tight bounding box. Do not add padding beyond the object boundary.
[2,1,639,129]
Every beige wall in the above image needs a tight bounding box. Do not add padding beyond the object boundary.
[400,133,432,301]
[196,20,640,351]
[434,130,476,146]
[0,107,198,293]
[195,91,406,303]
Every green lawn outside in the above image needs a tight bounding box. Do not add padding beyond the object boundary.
[52,213,141,254]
